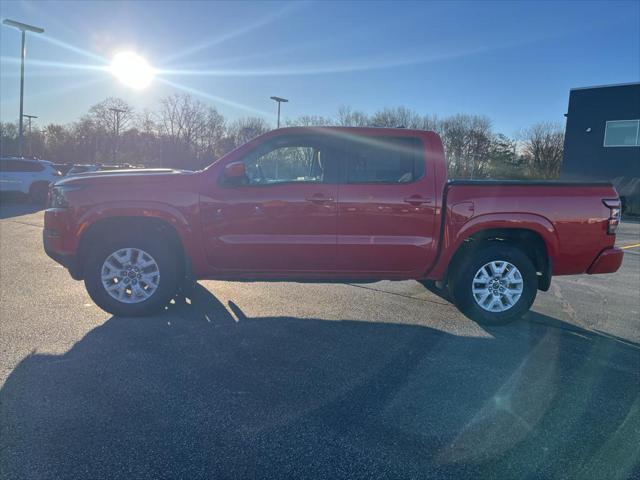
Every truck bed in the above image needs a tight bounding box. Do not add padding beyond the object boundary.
[437,179,619,276]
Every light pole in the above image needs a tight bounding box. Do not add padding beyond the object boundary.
[270,96,289,128]
[2,19,44,157]
[109,107,126,163]
[23,114,38,157]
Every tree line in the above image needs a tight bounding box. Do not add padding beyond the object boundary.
[0,94,564,179]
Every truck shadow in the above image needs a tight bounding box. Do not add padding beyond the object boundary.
[1,285,638,479]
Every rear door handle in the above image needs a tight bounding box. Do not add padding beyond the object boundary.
[403,196,432,206]
[306,194,334,204]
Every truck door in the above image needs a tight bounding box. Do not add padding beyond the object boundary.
[335,135,439,276]
[200,134,339,273]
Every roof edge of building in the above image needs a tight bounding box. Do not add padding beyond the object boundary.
[570,81,640,91]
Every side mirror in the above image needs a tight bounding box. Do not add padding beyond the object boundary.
[223,161,246,184]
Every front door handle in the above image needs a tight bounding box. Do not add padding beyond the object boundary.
[403,196,432,206]
[306,194,334,204]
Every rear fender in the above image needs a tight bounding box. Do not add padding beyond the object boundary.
[428,212,560,280]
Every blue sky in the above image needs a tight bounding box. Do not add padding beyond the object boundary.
[1,0,639,135]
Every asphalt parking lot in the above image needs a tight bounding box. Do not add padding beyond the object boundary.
[1,204,639,480]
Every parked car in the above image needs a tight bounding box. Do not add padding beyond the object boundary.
[0,157,62,204]
[43,127,623,323]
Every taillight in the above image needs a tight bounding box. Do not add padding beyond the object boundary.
[603,199,621,235]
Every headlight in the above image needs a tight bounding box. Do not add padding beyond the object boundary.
[48,185,82,208]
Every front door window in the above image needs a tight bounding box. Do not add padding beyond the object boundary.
[244,145,325,185]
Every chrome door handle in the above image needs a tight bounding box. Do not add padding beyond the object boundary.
[403,196,432,206]
[305,195,334,204]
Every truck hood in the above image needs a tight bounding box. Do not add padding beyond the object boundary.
[55,168,193,187]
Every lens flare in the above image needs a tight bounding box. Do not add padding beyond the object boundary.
[109,52,155,90]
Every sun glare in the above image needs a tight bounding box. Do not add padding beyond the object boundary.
[109,51,155,90]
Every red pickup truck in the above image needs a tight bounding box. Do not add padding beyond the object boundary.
[44,127,623,324]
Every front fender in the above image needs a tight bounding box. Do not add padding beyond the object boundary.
[74,201,196,259]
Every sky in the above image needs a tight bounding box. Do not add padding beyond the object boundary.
[1,0,639,136]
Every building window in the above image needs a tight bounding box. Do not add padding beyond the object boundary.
[604,120,640,147]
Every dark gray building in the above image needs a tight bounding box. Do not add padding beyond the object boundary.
[562,82,640,213]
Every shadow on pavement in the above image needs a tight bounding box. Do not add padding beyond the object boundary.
[1,285,638,479]
[0,194,42,219]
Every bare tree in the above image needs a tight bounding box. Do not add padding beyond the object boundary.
[157,93,208,146]
[71,116,101,163]
[0,93,565,179]
[0,122,18,156]
[285,115,333,127]
[335,106,440,132]
[89,97,134,134]
[138,109,157,135]
[156,94,211,167]
[227,117,270,147]
[40,124,72,163]
[336,105,369,127]
[485,133,525,179]
[370,106,423,129]
[520,122,564,179]
[440,114,493,178]
[88,98,135,163]
[201,107,226,161]
[133,109,157,165]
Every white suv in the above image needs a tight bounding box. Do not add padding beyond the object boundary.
[0,157,62,204]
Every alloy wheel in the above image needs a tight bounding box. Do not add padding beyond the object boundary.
[471,260,524,312]
[101,247,160,304]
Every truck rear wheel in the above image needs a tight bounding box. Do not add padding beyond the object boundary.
[449,244,537,325]
[84,232,180,317]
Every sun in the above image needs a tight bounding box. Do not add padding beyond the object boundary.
[109,51,155,90]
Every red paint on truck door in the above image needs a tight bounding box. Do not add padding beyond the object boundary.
[335,135,439,276]
[200,134,339,273]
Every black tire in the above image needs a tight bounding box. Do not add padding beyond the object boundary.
[449,243,538,325]
[84,231,180,317]
[29,182,49,205]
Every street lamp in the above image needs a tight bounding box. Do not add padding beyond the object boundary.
[270,96,289,128]
[2,19,44,157]
[23,114,38,157]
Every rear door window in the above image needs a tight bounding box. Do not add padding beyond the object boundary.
[0,159,22,172]
[340,136,425,184]
[1,160,44,172]
[20,161,45,172]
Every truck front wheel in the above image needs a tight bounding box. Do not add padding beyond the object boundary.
[84,232,180,317]
[449,244,538,325]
